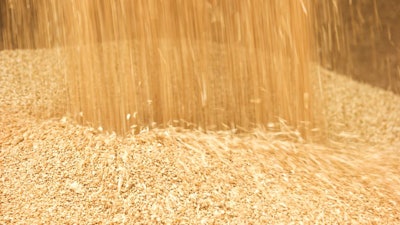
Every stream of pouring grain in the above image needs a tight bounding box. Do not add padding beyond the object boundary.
[2,0,317,136]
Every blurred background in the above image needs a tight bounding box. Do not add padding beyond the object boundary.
[316,0,400,94]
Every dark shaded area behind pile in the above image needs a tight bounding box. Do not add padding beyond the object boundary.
[316,0,400,94]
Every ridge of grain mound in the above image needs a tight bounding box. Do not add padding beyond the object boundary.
[1,49,400,224]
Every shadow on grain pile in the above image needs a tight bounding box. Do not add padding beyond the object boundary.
[1,49,400,224]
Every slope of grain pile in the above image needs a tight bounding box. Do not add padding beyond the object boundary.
[1,49,400,224]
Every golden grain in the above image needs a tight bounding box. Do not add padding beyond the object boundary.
[1,1,400,223]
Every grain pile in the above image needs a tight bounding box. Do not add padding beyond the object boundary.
[317,67,400,145]
[1,49,400,224]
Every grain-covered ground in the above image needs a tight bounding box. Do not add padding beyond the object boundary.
[1,49,400,224]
